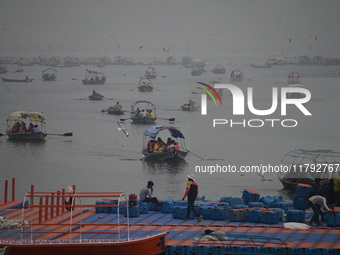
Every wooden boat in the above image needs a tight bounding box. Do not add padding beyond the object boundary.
[1,77,33,83]
[138,78,153,92]
[129,101,157,124]
[42,68,57,81]
[5,111,47,141]
[287,71,302,84]
[212,64,226,74]
[1,191,168,255]
[180,100,199,112]
[191,67,204,76]
[286,84,306,99]
[144,66,157,79]
[142,125,188,161]
[0,65,7,73]
[250,63,272,68]
[88,90,104,100]
[278,149,340,191]
[230,70,243,82]
[82,69,106,85]
[106,107,125,115]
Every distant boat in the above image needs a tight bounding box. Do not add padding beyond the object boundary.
[42,68,57,81]
[250,63,272,68]
[230,70,243,82]
[138,78,153,92]
[82,69,106,85]
[88,90,104,100]
[212,64,226,74]
[287,71,302,84]
[144,67,157,79]
[1,77,32,83]
[191,67,204,76]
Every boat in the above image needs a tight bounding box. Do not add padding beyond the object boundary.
[286,84,306,99]
[82,69,106,85]
[1,77,33,83]
[42,68,57,81]
[129,101,157,124]
[191,67,204,76]
[88,90,104,100]
[230,70,243,82]
[180,100,200,112]
[278,149,340,191]
[5,111,47,141]
[250,63,272,68]
[0,65,7,74]
[106,103,125,115]
[15,67,24,72]
[287,71,302,84]
[211,64,226,74]
[144,66,157,79]
[1,191,169,255]
[142,125,188,161]
[138,78,153,92]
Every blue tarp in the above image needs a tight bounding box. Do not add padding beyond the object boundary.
[144,125,185,139]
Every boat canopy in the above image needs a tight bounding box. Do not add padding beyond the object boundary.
[42,68,57,74]
[131,101,156,111]
[144,125,185,139]
[230,70,243,76]
[7,111,46,122]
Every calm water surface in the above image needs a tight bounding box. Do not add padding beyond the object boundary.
[1,61,339,202]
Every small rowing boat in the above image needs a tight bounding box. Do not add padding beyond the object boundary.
[138,78,153,92]
[1,77,33,83]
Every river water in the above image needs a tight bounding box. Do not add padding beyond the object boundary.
[1,60,339,202]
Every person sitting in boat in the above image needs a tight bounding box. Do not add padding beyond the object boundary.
[148,109,155,118]
[139,181,163,206]
[33,124,39,133]
[141,82,146,86]
[19,122,27,133]
[147,140,156,153]
[134,108,141,117]
[147,82,152,87]
[27,123,34,132]
[139,109,148,118]
[101,76,106,82]
[11,122,21,133]
[113,102,122,111]
[154,137,165,153]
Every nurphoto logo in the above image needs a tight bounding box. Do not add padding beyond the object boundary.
[198,83,312,128]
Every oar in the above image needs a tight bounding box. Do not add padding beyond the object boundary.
[179,146,204,160]
[129,87,138,91]
[47,132,73,137]
[120,118,131,121]
[157,118,175,121]
[0,133,7,137]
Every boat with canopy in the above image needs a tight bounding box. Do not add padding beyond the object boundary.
[129,101,157,124]
[82,69,106,85]
[138,78,153,92]
[5,111,47,141]
[142,125,188,161]
[287,71,302,84]
[42,68,57,81]
[144,66,157,79]
[230,70,243,82]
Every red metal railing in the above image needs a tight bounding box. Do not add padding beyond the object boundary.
[20,190,129,242]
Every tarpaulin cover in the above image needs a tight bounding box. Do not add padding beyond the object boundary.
[144,125,185,139]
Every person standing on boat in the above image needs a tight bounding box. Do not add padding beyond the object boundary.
[64,186,75,211]
[139,181,162,206]
[308,195,330,226]
[182,174,203,221]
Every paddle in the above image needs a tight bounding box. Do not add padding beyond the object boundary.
[179,146,204,160]
[120,118,131,121]
[157,118,175,121]
[47,132,73,137]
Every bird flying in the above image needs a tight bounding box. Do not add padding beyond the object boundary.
[117,122,129,137]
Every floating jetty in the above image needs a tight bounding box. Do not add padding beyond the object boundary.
[0,179,339,255]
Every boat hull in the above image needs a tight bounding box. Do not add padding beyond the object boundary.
[107,110,124,115]
[7,132,47,141]
[131,117,156,124]
[181,105,199,112]
[1,78,33,83]
[138,85,153,92]
[82,80,105,85]
[3,231,168,255]
[143,150,188,161]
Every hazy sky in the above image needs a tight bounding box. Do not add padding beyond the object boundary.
[1,0,339,58]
